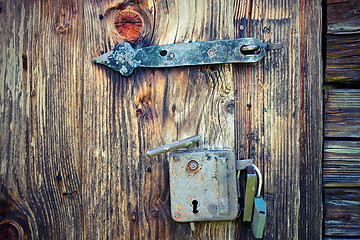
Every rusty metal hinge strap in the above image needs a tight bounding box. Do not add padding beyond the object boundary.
[93,38,282,76]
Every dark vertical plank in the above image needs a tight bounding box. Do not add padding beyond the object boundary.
[234,0,323,239]
[298,0,323,238]
[234,1,266,238]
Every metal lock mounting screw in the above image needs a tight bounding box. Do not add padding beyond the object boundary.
[188,160,200,171]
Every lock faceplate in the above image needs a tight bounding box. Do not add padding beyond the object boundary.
[169,150,239,222]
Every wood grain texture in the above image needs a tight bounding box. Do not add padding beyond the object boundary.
[1,0,85,239]
[324,189,360,236]
[324,141,360,187]
[298,1,323,238]
[1,0,236,239]
[0,0,323,239]
[234,0,323,239]
[327,0,360,34]
[325,238,360,240]
[324,89,360,138]
[325,35,360,82]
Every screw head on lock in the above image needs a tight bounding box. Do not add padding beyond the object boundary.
[187,160,200,171]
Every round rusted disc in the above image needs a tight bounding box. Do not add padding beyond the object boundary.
[114,10,144,42]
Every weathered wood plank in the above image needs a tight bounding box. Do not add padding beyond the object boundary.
[234,0,323,239]
[297,1,324,238]
[324,189,360,236]
[324,89,360,138]
[325,238,360,240]
[87,0,237,238]
[1,0,84,239]
[324,141,360,187]
[325,35,360,82]
[327,0,360,34]
[0,0,323,239]
[1,0,237,239]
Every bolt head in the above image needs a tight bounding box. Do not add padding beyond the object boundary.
[207,49,215,57]
[174,212,181,219]
[188,160,199,171]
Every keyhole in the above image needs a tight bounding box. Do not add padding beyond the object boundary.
[192,200,199,214]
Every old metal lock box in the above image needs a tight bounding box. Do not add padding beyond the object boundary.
[146,135,266,238]
[169,150,239,222]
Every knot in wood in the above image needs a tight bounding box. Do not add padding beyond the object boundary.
[0,220,23,240]
[55,23,71,34]
[114,10,143,43]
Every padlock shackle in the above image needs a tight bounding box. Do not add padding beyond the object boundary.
[252,164,263,197]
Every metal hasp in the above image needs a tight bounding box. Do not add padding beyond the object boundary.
[93,38,282,76]
[169,150,239,222]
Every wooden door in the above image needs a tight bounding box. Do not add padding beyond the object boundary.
[0,0,322,239]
